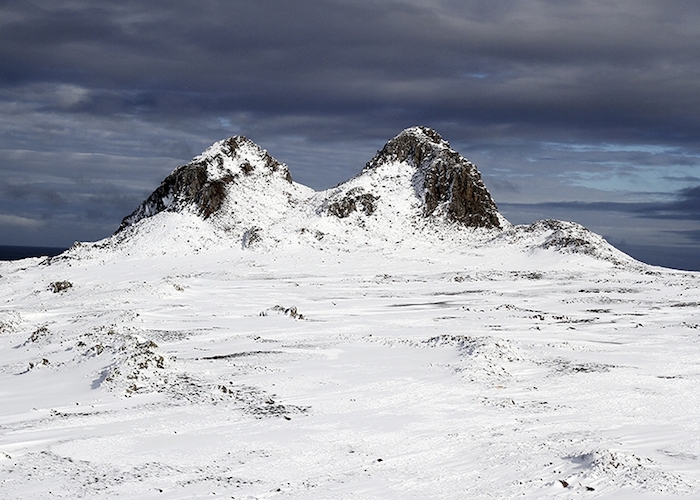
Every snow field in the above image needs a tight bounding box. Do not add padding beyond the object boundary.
[1,244,699,498]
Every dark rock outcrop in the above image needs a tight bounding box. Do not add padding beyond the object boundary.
[117,136,292,232]
[326,188,379,218]
[363,126,501,228]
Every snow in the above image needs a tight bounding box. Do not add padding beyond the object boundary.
[1,239,699,499]
[1,130,699,498]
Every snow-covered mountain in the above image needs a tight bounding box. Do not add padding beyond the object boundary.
[117,134,314,239]
[316,126,503,228]
[4,127,698,499]
[119,126,502,234]
[69,127,632,266]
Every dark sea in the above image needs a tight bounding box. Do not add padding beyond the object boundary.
[0,245,69,261]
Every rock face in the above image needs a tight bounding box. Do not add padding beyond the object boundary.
[362,127,501,228]
[118,136,295,232]
[326,188,379,218]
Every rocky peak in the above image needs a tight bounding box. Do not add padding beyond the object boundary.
[363,126,449,169]
[363,126,501,229]
[195,136,293,184]
[117,136,293,232]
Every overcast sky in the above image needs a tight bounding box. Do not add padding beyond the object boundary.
[2,1,700,270]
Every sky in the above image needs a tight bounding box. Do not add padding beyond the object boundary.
[1,0,700,270]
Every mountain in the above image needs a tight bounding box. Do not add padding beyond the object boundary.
[119,127,501,234]
[118,135,313,234]
[355,126,501,228]
[62,126,633,266]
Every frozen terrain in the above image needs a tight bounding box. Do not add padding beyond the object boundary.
[1,128,699,498]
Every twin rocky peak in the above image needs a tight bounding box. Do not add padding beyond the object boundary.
[118,126,504,236]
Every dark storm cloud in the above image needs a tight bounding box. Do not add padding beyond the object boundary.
[511,185,700,221]
[3,183,68,208]
[0,181,138,222]
[84,189,144,221]
[676,230,700,243]
[641,186,700,220]
[3,0,700,144]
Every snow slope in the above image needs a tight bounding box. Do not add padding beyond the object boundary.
[1,128,699,499]
[2,245,699,499]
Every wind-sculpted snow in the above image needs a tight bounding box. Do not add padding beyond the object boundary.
[2,244,700,498]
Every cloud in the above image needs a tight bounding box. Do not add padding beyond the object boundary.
[3,183,68,207]
[629,186,700,220]
[669,229,700,243]
[0,213,44,228]
[2,1,700,145]
[543,186,700,221]
[84,188,146,222]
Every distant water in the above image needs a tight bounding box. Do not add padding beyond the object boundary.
[0,245,68,261]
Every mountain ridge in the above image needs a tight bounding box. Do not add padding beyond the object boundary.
[118,126,503,234]
[60,127,637,268]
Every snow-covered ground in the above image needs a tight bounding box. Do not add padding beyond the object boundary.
[1,238,699,499]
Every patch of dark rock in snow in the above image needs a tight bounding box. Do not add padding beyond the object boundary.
[25,325,50,345]
[425,334,522,362]
[326,187,379,218]
[568,450,694,494]
[0,311,21,334]
[198,350,284,360]
[545,358,614,375]
[49,280,73,293]
[242,226,263,248]
[424,334,526,380]
[101,338,166,396]
[213,383,309,417]
[119,162,230,229]
[260,305,304,319]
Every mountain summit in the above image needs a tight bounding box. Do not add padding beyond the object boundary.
[362,126,501,228]
[118,136,310,232]
[117,127,505,240]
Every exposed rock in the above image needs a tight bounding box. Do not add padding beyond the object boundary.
[327,188,379,218]
[260,305,305,319]
[242,226,263,248]
[118,163,231,230]
[49,280,73,293]
[363,126,501,228]
[117,136,293,232]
